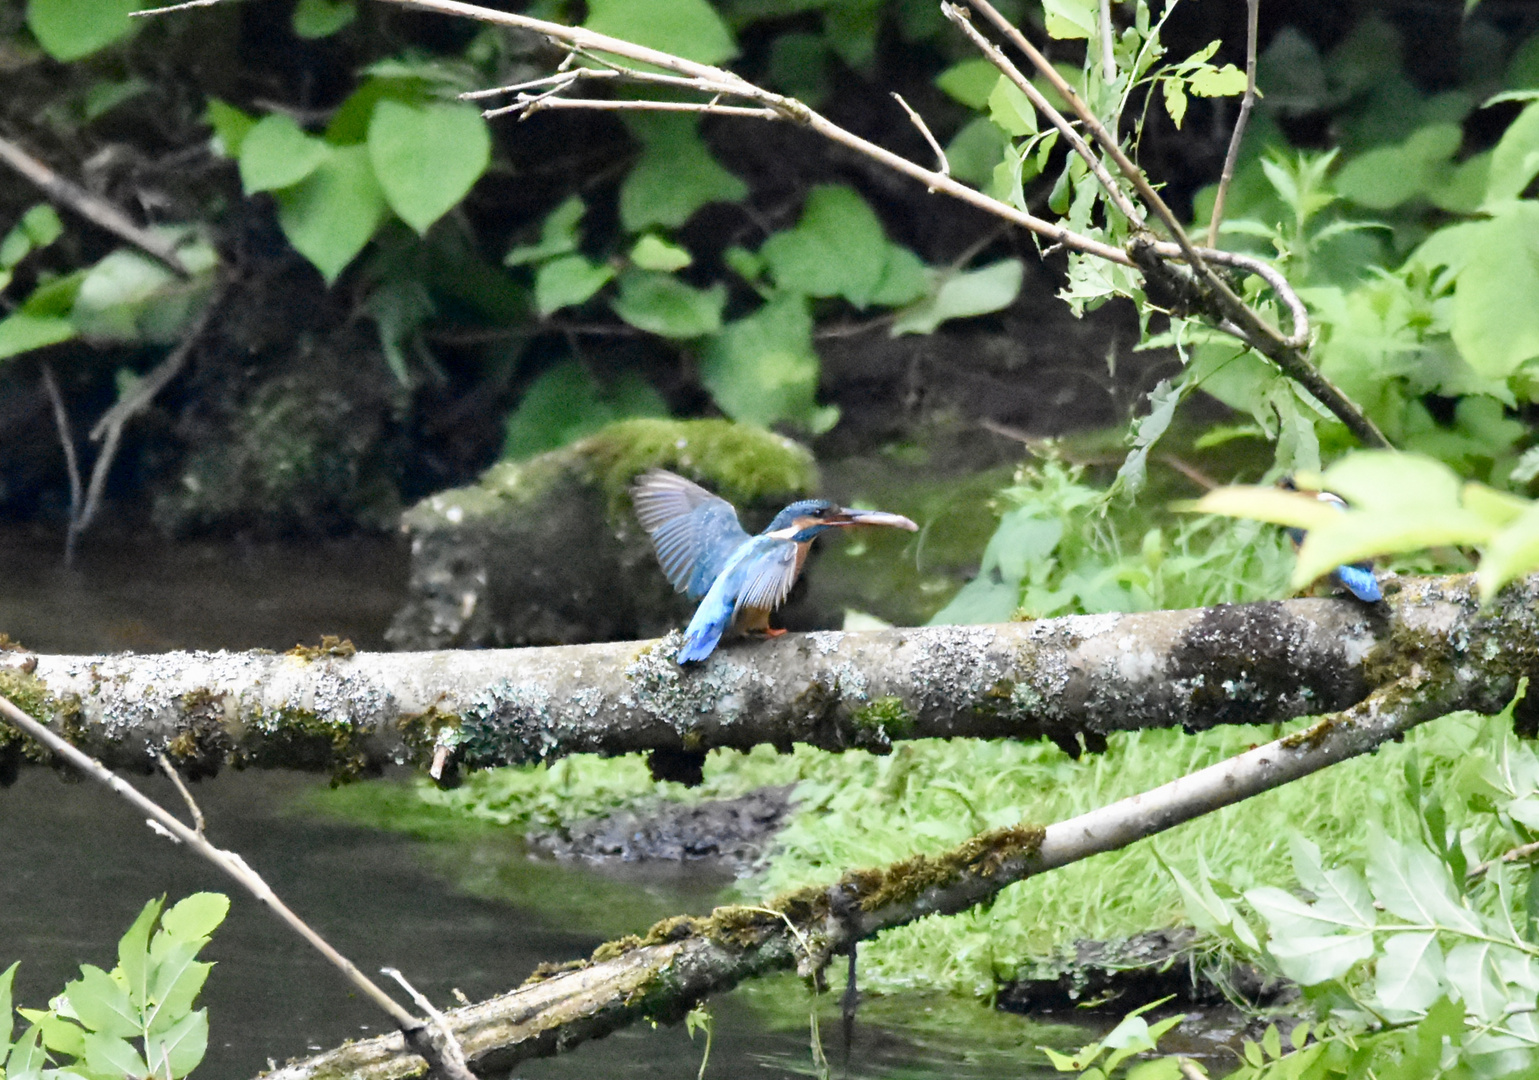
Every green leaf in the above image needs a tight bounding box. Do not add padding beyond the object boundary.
[1484,100,1539,206]
[699,292,831,431]
[238,114,328,194]
[1189,63,1247,96]
[1448,202,1539,379]
[1444,941,1504,1022]
[6,1025,44,1079]
[160,893,229,943]
[936,58,1000,109]
[1162,77,1189,129]
[27,0,139,61]
[869,245,928,307]
[505,197,585,267]
[145,1009,208,1079]
[204,99,257,159]
[1042,0,1095,40]
[618,115,747,232]
[582,0,736,67]
[1365,832,1482,932]
[118,897,163,1011]
[502,362,665,459]
[1335,124,1463,210]
[1,205,65,269]
[534,255,615,315]
[891,259,1023,335]
[1481,502,1539,603]
[0,961,16,1049]
[611,269,723,339]
[82,1031,149,1078]
[368,100,490,235]
[1375,932,1446,1014]
[761,185,889,308]
[0,312,74,362]
[18,1009,86,1058]
[274,143,388,283]
[72,245,213,343]
[64,965,139,1038]
[629,234,692,272]
[944,117,1010,188]
[291,0,355,38]
[987,76,1037,137]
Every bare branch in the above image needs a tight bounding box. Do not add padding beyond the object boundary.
[1098,0,1117,85]
[39,363,82,534]
[0,692,471,1080]
[382,969,475,1080]
[890,93,949,183]
[157,752,207,836]
[502,98,778,121]
[257,668,1469,1080]
[941,2,1144,228]
[0,135,191,277]
[1208,0,1260,250]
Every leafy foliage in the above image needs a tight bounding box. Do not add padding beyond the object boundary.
[1,893,229,1080]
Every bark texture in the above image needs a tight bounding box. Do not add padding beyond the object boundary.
[1,588,1399,778]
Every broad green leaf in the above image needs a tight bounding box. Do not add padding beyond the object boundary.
[761,185,889,307]
[868,244,928,307]
[611,270,723,339]
[1264,929,1375,985]
[27,0,139,61]
[534,255,615,315]
[144,1009,207,1078]
[1375,932,1446,1014]
[1163,78,1189,129]
[891,259,1023,335]
[1480,502,1539,603]
[629,235,692,272]
[18,1009,86,1058]
[292,0,355,38]
[204,99,257,159]
[118,897,163,1011]
[1116,379,1182,496]
[1463,481,1530,528]
[1484,101,1539,205]
[63,966,139,1038]
[82,1031,149,1078]
[505,197,585,266]
[699,293,829,431]
[238,114,328,194]
[1445,941,1505,1022]
[502,362,664,459]
[274,144,388,283]
[1293,507,1494,589]
[0,961,15,1049]
[1335,123,1462,210]
[5,1025,44,1078]
[161,893,229,943]
[73,247,203,343]
[1,205,64,269]
[944,117,1011,188]
[583,0,735,67]
[1317,451,1463,510]
[368,100,489,235]
[1448,202,1539,379]
[1365,832,1482,932]
[936,58,1000,109]
[145,945,211,1033]
[987,76,1037,137]
[618,115,747,232]
[0,312,75,362]
[1188,64,1247,96]
[1042,0,1095,40]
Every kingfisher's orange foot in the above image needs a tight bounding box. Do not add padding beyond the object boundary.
[764,627,787,638]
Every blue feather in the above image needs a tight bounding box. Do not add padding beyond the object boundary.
[677,584,737,662]
[1333,563,1382,602]
[674,536,799,663]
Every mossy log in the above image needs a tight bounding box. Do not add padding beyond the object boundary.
[5,575,1537,780]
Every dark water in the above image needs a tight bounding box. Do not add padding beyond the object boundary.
[0,524,1079,1079]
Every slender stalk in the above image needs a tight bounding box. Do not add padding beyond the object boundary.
[1208,0,1260,250]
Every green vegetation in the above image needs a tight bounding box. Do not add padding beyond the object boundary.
[1,893,229,1080]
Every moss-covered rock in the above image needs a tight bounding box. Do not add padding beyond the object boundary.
[387,419,826,649]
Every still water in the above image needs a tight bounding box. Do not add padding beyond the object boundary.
[0,525,1081,1079]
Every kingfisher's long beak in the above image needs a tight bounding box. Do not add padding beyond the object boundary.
[830,508,919,531]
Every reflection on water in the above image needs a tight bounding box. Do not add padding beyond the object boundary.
[0,525,1080,1078]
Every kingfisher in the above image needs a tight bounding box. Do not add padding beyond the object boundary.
[632,469,918,663]
[1278,477,1382,602]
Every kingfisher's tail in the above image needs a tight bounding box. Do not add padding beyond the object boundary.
[1334,563,1382,602]
[676,591,735,663]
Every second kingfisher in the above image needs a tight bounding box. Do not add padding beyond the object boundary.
[632,469,918,663]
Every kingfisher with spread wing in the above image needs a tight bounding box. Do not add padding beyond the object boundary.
[1278,477,1382,602]
[632,469,918,663]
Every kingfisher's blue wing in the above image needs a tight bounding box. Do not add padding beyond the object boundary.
[632,469,752,598]
[1333,562,1382,602]
[732,536,800,614]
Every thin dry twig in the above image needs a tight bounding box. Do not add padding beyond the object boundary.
[39,363,82,529]
[507,98,777,120]
[1467,839,1539,882]
[1178,1059,1208,1080]
[156,752,206,836]
[0,135,190,277]
[1098,0,1117,84]
[890,93,949,182]
[1208,0,1260,250]
[0,691,472,1080]
[70,279,224,559]
[382,968,473,1080]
